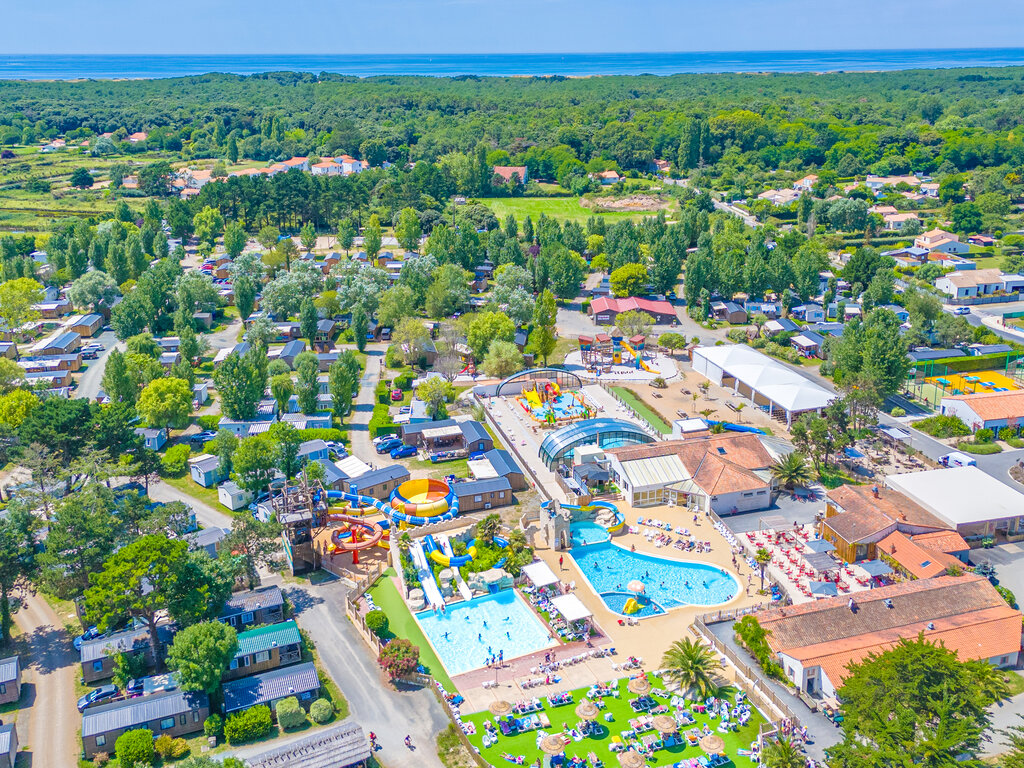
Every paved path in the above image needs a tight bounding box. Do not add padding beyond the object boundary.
[985,676,1024,756]
[348,345,385,460]
[73,330,118,401]
[150,479,233,529]
[13,590,80,768]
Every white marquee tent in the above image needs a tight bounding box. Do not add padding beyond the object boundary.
[692,344,837,425]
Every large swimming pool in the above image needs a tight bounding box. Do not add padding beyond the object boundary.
[416,590,557,676]
[569,541,739,615]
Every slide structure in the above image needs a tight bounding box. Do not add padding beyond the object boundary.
[423,534,510,568]
[541,499,625,534]
[438,536,474,600]
[409,538,444,608]
[323,481,462,528]
[620,340,654,373]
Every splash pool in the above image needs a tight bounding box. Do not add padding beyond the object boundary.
[415,590,557,676]
[571,521,611,546]
[532,392,589,420]
[569,541,739,615]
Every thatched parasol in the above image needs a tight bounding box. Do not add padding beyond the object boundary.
[616,750,645,768]
[626,579,646,593]
[627,676,651,695]
[652,715,678,734]
[575,701,600,720]
[540,735,568,755]
[489,700,512,716]
[700,734,725,754]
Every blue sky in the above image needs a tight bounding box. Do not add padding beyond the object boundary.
[4,0,1024,54]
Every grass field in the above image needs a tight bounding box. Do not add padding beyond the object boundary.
[367,568,456,690]
[611,387,673,435]
[463,677,763,767]
[477,197,657,224]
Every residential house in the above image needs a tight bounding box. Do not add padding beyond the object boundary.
[159,351,180,369]
[744,301,780,319]
[0,723,16,768]
[920,181,940,198]
[481,449,528,491]
[218,480,254,511]
[400,418,493,453]
[127,131,148,143]
[883,212,920,231]
[311,161,343,176]
[314,319,336,345]
[219,586,286,630]
[589,296,677,325]
[915,228,970,255]
[282,157,310,172]
[188,454,226,488]
[596,170,622,185]
[793,175,817,192]
[492,166,528,184]
[224,620,303,681]
[934,269,1008,299]
[135,427,167,451]
[335,155,364,174]
[881,246,929,268]
[865,174,921,193]
[968,343,1013,356]
[878,304,910,323]
[453,477,514,512]
[81,691,208,759]
[0,342,17,360]
[280,411,332,430]
[763,317,799,336]
[790,304,825,323]
[222,661,320,716]
[193,382,209,405]
[29,331,80,356]
[297,439,330,466]
[757,188,800,206]
[80,624,175,683]
[185,526,228,558]
[969,234,996,247]
[651,159,671,175]
[940,389,1024,433]
[341,465,410,501]
[216,416,275,438]
[790,330,826,359]
[0,656,20,705]
[66,313,103,337]
[755,575,1020,700]
[279,339,306,369]
[605,433,777,513]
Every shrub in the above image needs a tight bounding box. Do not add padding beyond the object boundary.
[197,414,221,431]
[385,345,404,368]
[368,404,399,438]
[915,414,970,438]
[296,427,346,442]
[959,441,1002,454]
[394,370,415,390]
[890,407,906,417]
[203,714,223,738]
[310,698,334,724]
[275,696,307,730]
[375,382,391,405]
[976,427,995,444]
[581,298,591,313]
[997,585,1017,608]
[379,637,420,679]
[114,728,155,766]
[365,610,389,638]
[224,705,273,744]
[160,443,191,477]
[93,752,110,767]
[154,734,174,758]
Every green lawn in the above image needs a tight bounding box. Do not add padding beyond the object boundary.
[463,677,763,767]
[610,388,673,435]
[160,473,233,515]
[477,197,655,224]
[367,568,455,690]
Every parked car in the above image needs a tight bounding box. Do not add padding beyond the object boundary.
[376,438,403,454]
[82,350,98,360]
[78,684,119,712]
[73,626,101,651]
[398,406,412,414]
[390,444,417,459]
[953,306,972,316]
[189,430,218,447]
[391,390,403,402]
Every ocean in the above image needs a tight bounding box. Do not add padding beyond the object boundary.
[3,50,1024,80]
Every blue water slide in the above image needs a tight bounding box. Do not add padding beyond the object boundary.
[703,419,767,435]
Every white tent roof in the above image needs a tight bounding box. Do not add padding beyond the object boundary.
[335,455,371,479]
[694,344,836,414]
[522,561,559,588]
[886,466,1024,526]
[549,593,592,622]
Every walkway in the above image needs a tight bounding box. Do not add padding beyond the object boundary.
[13,590,81,768]
[348,344,385,461]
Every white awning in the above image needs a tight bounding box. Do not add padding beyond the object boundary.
[522,561,559,588]
[550,594,592,622]
[422,425,462,439]
[468,458,498,480]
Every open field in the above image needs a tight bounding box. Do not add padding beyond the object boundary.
[477,197,658,224]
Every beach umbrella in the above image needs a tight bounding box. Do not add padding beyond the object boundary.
[541,735,568,755]
[626,580,646,593]
[617,751,645,768]
[700,734,725,754]
[575,701,600,720]
[627,676,652,695]
[489,700,512,716]
[652,715,678,734]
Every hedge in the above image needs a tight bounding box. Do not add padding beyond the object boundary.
[310,698,334,724]
[224,705,273,744]
[394,370,415,391]
[160,444,191,477]
[114,729,155,767]
[369,403,399,438]
[375,382,391,405]
[275,696,307,730]
[917,350,1023,374]
[365,609,389,638]
[297,427,346,442]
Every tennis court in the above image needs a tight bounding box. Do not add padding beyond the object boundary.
[925,370,1021,396]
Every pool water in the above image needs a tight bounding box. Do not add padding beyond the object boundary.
[532,393,589,420]
[601,591,665,618]
[570,541,739,615]
[571,521,611,546]
[416,590,557,676]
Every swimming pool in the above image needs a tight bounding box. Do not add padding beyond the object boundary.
[532,392,589,420]
[415,590,557,676]
[569,541,739,615]
[570,520,611,546]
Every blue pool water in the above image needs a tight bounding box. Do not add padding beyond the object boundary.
[570,541,739,615]
[571,521,611,546]
[601,592,665,618]
[416,590,557,676]
[532,393,588,420]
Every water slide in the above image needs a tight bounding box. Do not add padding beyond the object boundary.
[702,419,767,435]
[324,486,461,528]
[620,340,654,373]
[438,535,474,601]
[542,499,625,534]
[425,534,510,568]
[409,538,444,608]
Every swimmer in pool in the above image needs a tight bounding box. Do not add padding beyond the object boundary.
[443,632,450,640]
[483,620,488,628]
[506,631,511,639]
[478,633,482,642]
[684,581,690,588]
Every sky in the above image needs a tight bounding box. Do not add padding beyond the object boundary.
[3,0,1024,54]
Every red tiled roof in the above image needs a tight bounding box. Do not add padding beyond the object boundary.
[590,296,675,317]
[876,531,962,579]
[492,166,527,183]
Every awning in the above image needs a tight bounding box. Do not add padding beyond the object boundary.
[759,514,791,531]
[878,426,911,444]
[422,425,462,440]
[522,561,559,588]
[805,539,836,554]
[809,581,838,597]
[857,559,893,577]
[802,551,838,573]
[549,594,592,622]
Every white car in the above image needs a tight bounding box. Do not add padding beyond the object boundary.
[953,306,972,316]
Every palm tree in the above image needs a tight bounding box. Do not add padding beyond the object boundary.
[755,547,772,591]
[770,452,813,491]
[691,392,700,414]
[761,738,804,768]
[477,514,501,545]
[735,402,746,423]
[660,637,723,700]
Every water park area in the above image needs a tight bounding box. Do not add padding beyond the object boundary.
[517,381,596,424]
[454,676,766,768]
[563,334,679,383]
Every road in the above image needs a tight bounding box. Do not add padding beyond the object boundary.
[348,344,385,460]
[13,590,81,768]
[73,330,118,401]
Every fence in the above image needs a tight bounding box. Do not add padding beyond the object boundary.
[476,392,552,501]
[691,612,804,731]
[596,382,666,440]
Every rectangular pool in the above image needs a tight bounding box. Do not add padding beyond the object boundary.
[416,590,557,676]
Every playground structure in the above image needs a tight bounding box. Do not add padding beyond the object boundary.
[578,333,655,373]
[516,380,594,424]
